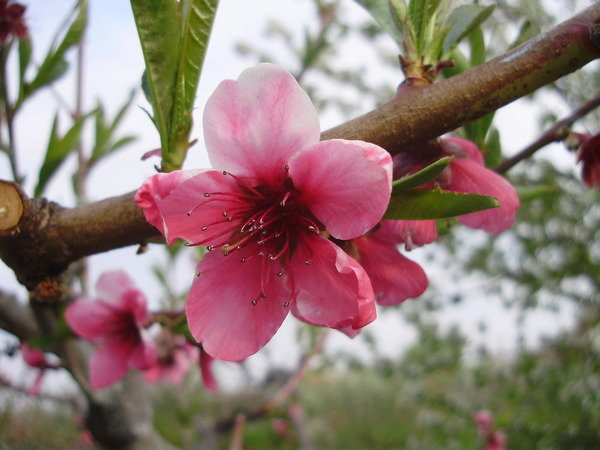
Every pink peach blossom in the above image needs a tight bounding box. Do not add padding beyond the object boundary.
[576,133,600,188]
[20,343,60,395]
[143,330,198,386]
[353,221,428,306]
[136,63,392,361]
[65,270,157,389]
[442,137,520,234]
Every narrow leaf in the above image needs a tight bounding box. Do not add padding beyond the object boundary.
[22,0,88,101]
[483,127,502,167]
[392,157,451,193]
[384,188,499,220]
[443,4,495,52]
[35,114,88,196]
[355,0,404,44]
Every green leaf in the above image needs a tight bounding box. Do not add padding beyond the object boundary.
[130,0,180,152]
[130,0,219,171]
[168,0,219,169]
[392,157,451,193]
[89,89,137,165]
[517,185,558,202]
[442,4,495,53]
[468,27,485,67]
[17,38,32,99]
[408,0,443,53]
[35,113,89,197]
[355,0,404,44]
[384,188,499,220]
[20,0,88,103]
[483,127,502,167]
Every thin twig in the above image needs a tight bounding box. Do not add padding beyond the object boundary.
[228,414,247,450]
[495,92,600,173]
[214,331,328,434]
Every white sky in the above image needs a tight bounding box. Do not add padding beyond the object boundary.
[0,0,585,393]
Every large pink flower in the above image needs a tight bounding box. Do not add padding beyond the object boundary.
[65,270,157,389]
[135,63,392,361]
[353,221,428,306]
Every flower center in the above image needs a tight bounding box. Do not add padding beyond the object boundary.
[186,169,320,264]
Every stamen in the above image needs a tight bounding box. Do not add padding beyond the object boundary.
[283,301,290,307]
[280,191,292,207]
[277,272,284,277]
[305,259,312,265]
[195,271,201,277]
[251,300,257,306]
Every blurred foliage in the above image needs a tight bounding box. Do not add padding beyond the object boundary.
[2,308,598,448]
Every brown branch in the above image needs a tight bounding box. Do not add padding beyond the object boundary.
[1,4,600,289]
[0,289,39,341]
[495,91,600,173]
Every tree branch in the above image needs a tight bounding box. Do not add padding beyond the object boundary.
[0,289,39,341]
[1,4,600,288]
[495,90,600,173]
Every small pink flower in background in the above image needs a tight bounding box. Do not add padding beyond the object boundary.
[20,342,60,395]
[473,410,506,450]
[575,133,600,188]
[143,329,198,386]
[473,410,494,434]
[65,270,157,389]
[353,221,428,306]
[0,0,27,42]
[199,345,218,392]
[136,63,392,361]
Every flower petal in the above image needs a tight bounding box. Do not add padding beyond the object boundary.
[135,169,202,239]
[443,136,485,165]
[289,139,392,240]
[128,339,157,371]
[89,341,132,389]
[203,63,320,183]
[151,170,250,246]
[95,270,139,305]
[379,219,438,249]
[186,245,291,361]
[354,234,428,306]
[200,346,218,392]
[289,235,376,331]
[65,299,115,340]
[446,158,519,233]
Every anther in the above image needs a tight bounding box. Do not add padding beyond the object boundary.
[187,211,192,216]
[283,301,290,307]
[284,164,289,171]
[240,257,246,262]
[222,171,227,175]
[195,271,201,277]
[203,193,211,197]
[207,245,213,251]
[277,272,284,277]
[223,251,229,256]
[260,293,267,298]
[251,300,257,306]
[201,226,208,231]
[305,259,312,265]
[222,211,228,216]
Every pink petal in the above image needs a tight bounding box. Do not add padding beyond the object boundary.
[443,136,485,165]
[289,139,392,240]
[200,346,218,392]
[152,170,247,246]
[289,235,376,331]
[89,341,132,389]
[379,219,438,249]
[65,299,115,340]
[203,63,320,183]
[134,169,203,243]
[186,245,291,361]
[119,290,150,328]
[29,370,45,396]
[95,270,138,305]
[354,234,428,306]
[128,339,157,371]
[20,343,46,368]
[446,158,519,234]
